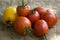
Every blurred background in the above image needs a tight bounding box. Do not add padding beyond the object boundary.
[0,0,60,40]
[0,0,60,15]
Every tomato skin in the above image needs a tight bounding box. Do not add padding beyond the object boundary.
[25,5,31,10]
[14,16,31,35]
[27,11,40,24]
[17,6,30,16]
[34,7,46,19]
[41,10,58,28]
[34,20,48,36]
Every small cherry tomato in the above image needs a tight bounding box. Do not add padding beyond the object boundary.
[27,10,40,24]
[17,6,30,16]
[41,10,58,28]
[17,1,31,16]
[34,7,46,19]
[34,20,48,36]
[14,16,31,35]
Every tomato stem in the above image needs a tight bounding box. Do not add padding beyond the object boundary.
[21,0,24,8]
[30,9,35,14]
[40,34,47,40]
[44,34,47,40]
[24,27,32,35]
[21,0,28,8]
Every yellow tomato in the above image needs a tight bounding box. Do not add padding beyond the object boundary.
[2,7,17,26]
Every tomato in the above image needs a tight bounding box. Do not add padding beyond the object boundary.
[34,7,46,19]
[27,10,40,24]
[34,20,48,36]
[14,16,31,35]
[17,6,30,16]
[17,1,31,16]
[41,10,58,28]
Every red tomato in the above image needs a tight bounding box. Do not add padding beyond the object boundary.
[17,6,30,16]
[34,20,48,36]
[14,16,31,35]
[34,7,46,19]
[27,10,40,24]
[41,10,58,28]
[16,1,31,16]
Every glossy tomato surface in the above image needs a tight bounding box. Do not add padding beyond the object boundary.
[27,11,40,24]
[34,20,48,36]
[34,7,46,19]
[14,16,31,35]
[41,10,58,28]
[25,5,31,10]
[17,6,30,16]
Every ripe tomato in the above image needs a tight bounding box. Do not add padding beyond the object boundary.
[34,20,48,36]
[34,7,46,19]
[41,10,58,28]
[27,10,40,24]
[17,6,30,16]
[17,1,31,16]
[14,16,31,35]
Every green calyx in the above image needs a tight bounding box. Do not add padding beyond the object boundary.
[20,0,28,8]
[30,9,35,14]
[20,0,27,8]
[24,26,32,35]
[40,34,47,40]
[21,0,25,8]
